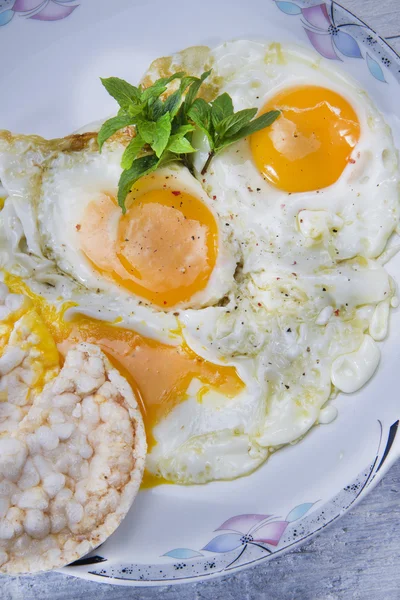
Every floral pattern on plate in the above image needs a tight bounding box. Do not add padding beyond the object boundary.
[66,420,399,584]
[163,503,316,567]
[274,1,388,82]
[0,0,79,27]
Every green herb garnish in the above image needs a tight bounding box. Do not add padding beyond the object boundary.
[188,94,280,175]
[98,71,280,213]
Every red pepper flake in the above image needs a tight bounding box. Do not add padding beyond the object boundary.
[163,301,167,305]
[213,195,217,200]
[349,158,356,164]
[276,277,280,280]
[334,309,340,316]
[172,190,181,196]
[280,204,286,209]
[257,302,262,307]
[75,224,81,231]
[293,261,297,265]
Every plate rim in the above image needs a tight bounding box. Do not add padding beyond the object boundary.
[1,0,399,587]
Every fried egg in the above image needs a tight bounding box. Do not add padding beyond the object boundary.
[0,132,237,312]
[189,41,399,261]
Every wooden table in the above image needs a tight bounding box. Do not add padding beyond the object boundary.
[1,1,400,598]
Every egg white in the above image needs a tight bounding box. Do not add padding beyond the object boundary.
[0,40,398,486]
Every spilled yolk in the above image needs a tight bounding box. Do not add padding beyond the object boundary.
[0,290,60,395]
[13,311,60,392]
[60,317,243,448]
[5,274,243,449]
[251,85,360,192]
[78,184,218,308]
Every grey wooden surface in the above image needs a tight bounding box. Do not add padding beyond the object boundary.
[2,1,400,599]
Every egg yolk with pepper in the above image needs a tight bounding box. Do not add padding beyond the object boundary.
[78,180,218,308]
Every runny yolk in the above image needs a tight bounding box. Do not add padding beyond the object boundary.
[250,85,360,193]
[5,274,243,450]
[79,186,218,308]
[60,317,243,448]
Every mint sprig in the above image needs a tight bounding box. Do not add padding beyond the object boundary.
[98,71,280,212]
[188,96,280,174]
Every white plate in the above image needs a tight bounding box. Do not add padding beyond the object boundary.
[0,0,399,587]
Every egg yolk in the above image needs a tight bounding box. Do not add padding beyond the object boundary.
[0,294,60,395]
[250,85,360,193]
[5,274,243,450]
[61,317,243,448]
[79,185,218,308]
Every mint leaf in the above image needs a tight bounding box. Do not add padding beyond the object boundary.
[118,154,159,213]
[188,98,214,148]
[100,77,141,111]
[158,150,179,168]
[216,108,257,138]
[211,92,234,127]
[141,82,167,103]
[184,70,212,113]
[152,113,172,158]
[148,98,164,121]
[213,93,234,116]
[140,72,185,103]
[121,134,144,170]
[223,110,281,144]
[164,72,186,84]
[137,120,157,144]
[180,75,198,93]
[163,89,182,118]
[173,124,195,136]
[167,135,196,154]
[201,108,280,174]
[98,115,134,151]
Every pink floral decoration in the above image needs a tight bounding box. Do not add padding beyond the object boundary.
[12,0,43,11]
[215,514,272,534]
[302,3,331,29]
[304,28,339,60]
[30,2,78,21]
[252,520,289,546]
[274,1,387,82]
[12,0,78,21]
